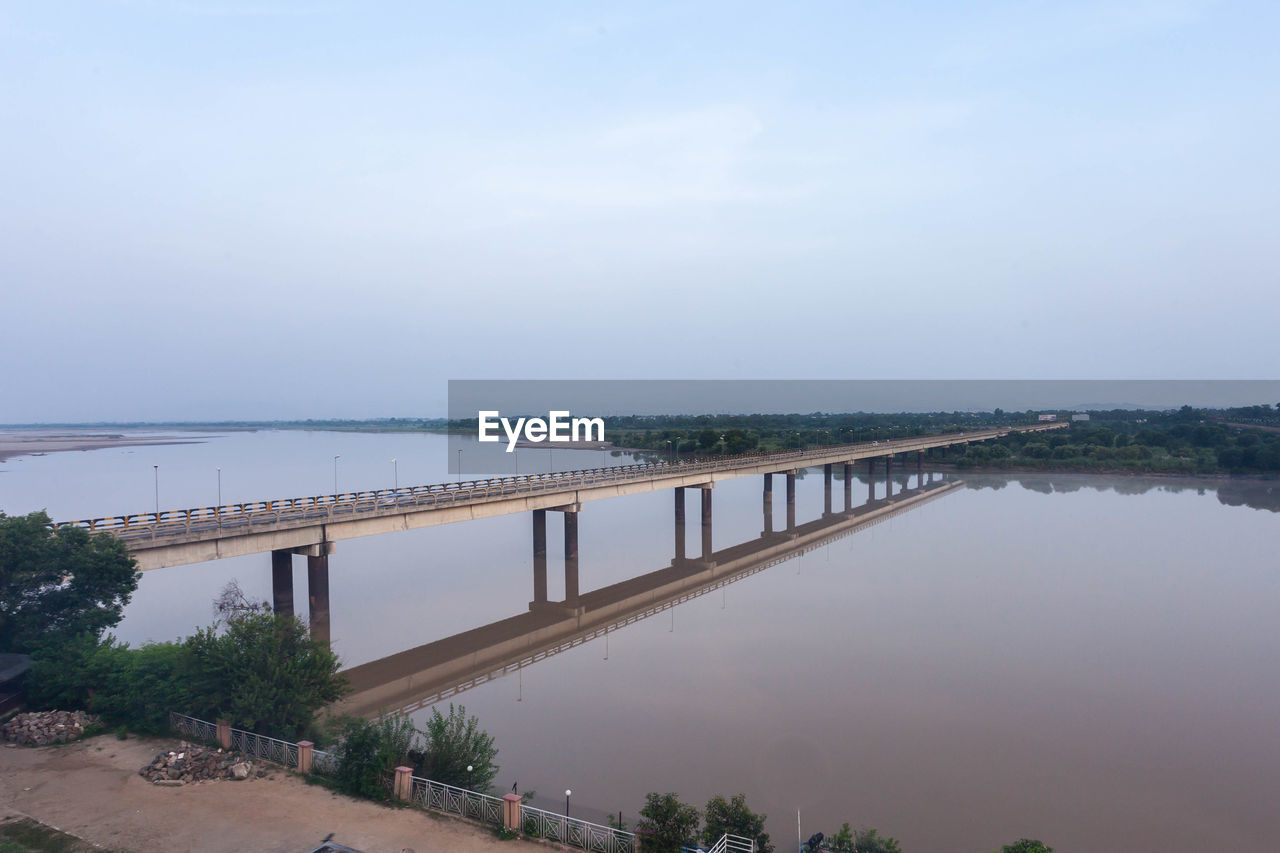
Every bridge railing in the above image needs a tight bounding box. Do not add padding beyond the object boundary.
[57,425,1059,538]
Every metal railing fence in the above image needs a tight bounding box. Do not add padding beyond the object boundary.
[58,425,1056,538]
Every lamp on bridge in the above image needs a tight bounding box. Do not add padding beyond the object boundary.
[333,455,341,494]
[391,458,398,490]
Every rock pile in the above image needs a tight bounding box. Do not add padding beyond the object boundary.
[139,743,269,785]
[2,710,100,745]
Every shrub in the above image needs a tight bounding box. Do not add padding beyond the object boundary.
[636,792,699,853]
[332,714,420,800]
[413,703,499,791]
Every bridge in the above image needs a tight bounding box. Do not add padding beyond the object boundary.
[57,422,1065,643]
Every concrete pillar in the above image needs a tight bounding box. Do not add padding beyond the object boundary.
[843,463,853,510]
[674,488,686,561]
[394,765,413,801]
[307,554,330,647]
[867,458,876,502]
[823,464,833,515]
[503,793,523,831]
[700,487,713,560]
[564,511,579,603]
[216,719,231,749]
[916,450,923,488]
[271,549,294,617]
[762,474,773,534]
[786,473,796,530]
[884,455,893,498]
[297,740,314,774]
[532,510,548,603]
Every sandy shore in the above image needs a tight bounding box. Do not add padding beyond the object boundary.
[0,432,207,463]
[0,734,537,852]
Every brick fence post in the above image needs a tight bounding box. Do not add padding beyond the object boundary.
[394,766,413,801]
[296,740,313,774]
[502,793,522,832]
[216,719,231,750]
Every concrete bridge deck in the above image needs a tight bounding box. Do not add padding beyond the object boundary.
[56,423,1064,570]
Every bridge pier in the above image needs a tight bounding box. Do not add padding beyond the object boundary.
[307,554,330,648]
[916,451,923,488]
[271,549,294,617]
[762,474,773,535]
[532,510,548,604]
[674,488,687,560]
[884,455,893,498]
[698,485,714,562]
[786,472,797,530]
[843,462,853,510]
[823,464,833,516]
[564,510,579,604]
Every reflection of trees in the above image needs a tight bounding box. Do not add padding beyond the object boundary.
[1217,481,1280,513]
[962,473,1280,511]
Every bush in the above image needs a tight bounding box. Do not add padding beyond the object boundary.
[332,714,419,800]
[185,611,347,739]
[636,792,700,853]
[703,793,771,853]
[413,703,499,791]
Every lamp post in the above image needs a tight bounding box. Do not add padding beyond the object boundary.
[456,448,462,483]
[333,455,341,495]
[467,764,474,790]
[391,458,398,490]
[216,467,222,512]
[153,465,159,515]
[565,789,572,817]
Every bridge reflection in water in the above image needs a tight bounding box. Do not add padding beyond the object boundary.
[334,473,962,719]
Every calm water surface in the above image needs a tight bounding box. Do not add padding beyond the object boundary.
[2,430,1277,852]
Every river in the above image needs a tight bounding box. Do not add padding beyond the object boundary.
[2,429,1277,852]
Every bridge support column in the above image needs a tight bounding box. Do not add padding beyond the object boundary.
[564,510,579,604]
[532,510,548,603]
[700,486,713,561]
[843,463,853,510]
[674,488,686,561]
[916,450,923,488]
[786,472,796,530]
[867,458,876,502]
[823,464,833,516]
[884,455,893,498]
[307,554,330,648]
[762,474,773,535]
[271,549,294,617]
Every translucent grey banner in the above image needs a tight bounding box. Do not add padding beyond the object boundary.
[445,380,1280,476]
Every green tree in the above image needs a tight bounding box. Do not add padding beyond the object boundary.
[0,511,140,654]
[415,703,499,791]
[185,610,347,738]
[997,841,1053,853]
[636,792,700,853]
[332,714,420,800]
[703,793,772,853]
[827,823,902,853]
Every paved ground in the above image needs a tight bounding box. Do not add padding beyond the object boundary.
[0,735,543,852]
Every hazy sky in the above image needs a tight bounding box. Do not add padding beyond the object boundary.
[2,1,1277,421]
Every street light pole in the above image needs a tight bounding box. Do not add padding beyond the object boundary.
[333,455,341,495]
[216,467,222,507]
[391,458,398,490]
[456,448,462,483]
[565,789,572,817]
[153,465,159,515]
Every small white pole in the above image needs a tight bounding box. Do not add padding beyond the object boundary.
[797,808,802,852]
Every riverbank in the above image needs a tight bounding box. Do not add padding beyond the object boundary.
[0,432,208,464]
[0,734,535,852]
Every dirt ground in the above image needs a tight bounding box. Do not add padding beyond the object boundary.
[0,735,546,852]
